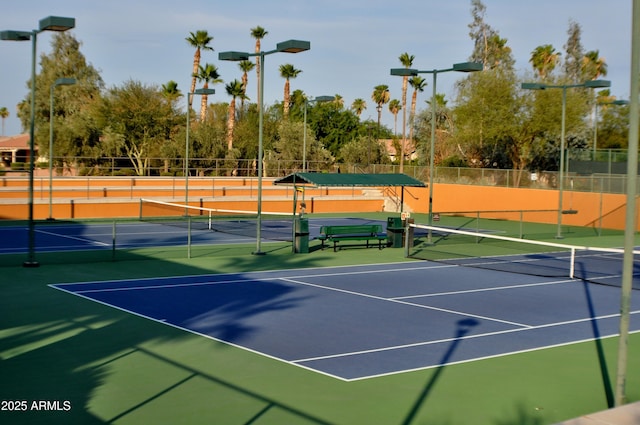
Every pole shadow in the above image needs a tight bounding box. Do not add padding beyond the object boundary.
[401,317,480,425]
[578,260,615,408]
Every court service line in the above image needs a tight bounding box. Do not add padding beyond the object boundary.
[67,264,455,294]
[279,277,530,328]
[392,278,575,299]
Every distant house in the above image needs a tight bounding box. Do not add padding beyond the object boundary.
[0,134,34,167]
[380,138,417,162]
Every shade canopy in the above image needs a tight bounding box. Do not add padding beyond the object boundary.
[274,173,426,187]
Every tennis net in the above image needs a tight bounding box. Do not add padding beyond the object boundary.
[407,222,640,290]
[139,199,296,241]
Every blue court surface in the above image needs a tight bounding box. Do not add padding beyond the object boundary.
[51,261,640,381]
[0,217,388,254]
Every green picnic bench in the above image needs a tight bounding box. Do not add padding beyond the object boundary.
[318,224,387,251]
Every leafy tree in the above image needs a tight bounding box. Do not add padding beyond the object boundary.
[468,0,514,70]
[414,97,460,167]
[16,32,104,172]
[597,101,629,150]
[563,20,584,83]
[339,135,388,166]
[96,80,181,175]
[454,68,521,168]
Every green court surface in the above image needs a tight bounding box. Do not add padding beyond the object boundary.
[1,214,640,425]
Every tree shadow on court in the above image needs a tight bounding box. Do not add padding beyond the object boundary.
[0,246,343,425]
[401,318,479,425]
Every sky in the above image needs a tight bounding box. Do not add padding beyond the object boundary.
[0,0,634,138]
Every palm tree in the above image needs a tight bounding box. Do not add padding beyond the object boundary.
[388,99,401,136]
[0,107,8,136]
[529,44,561,80]
[161,80,182,102]
[333,94,344,108]
[398,53,414,171]
[279,64,302,119]
[408,76,427,146]
[225,80,247,152]
[351,98,367,117]
[250,26,269,105]
[238,60,255,111]
[582,50,608,80]
[193,63,222,121]
[186,30,214,108]
[371,85,390,136]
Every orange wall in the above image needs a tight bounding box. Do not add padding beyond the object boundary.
[403,184,635,230]
[1,177,636,230]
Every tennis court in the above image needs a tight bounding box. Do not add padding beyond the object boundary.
[51,250,640,381]
[0,216,386,254]
[3,210,640,424]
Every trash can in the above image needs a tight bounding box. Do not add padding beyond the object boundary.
[294,217,309,253]
[387,216,403,248]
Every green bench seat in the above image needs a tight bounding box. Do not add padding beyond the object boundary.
[318,224,386,251]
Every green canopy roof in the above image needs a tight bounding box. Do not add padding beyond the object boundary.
[274,173,426,187]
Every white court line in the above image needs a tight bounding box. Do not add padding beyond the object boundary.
[292,310,640,364]
[35,228,110,247]
[392,278,575,299]
[279,277,531,328]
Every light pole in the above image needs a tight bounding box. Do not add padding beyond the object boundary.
[303,95,333,172]
[391,62,482,243]
[48,77,76,220]
[185,88,215,208]
[2,16,76,267]
[593,99,628,160]
[522,79,611,239]
[616,0,640,407]
[219,39,310,255]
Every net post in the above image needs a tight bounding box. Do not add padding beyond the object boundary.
[404,221,410,257]
[570,248,575,279]
[112,220,116,262]
[187,215,192,259]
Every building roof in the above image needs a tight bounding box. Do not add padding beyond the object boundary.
[274,172,426,187]
[0,134,30,150]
